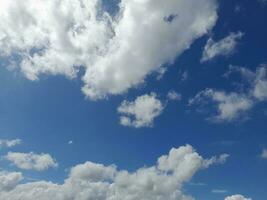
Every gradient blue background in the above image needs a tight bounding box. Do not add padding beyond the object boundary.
[0,0,266,199]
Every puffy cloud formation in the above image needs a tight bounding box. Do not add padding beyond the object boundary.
[201,32,244,62]
[190,64,267,122]
[0,171,23,192]
[261,149,267,159]
[118,93,164,128]
[5,152,58,171]
[0,0,218,100]
[0,145,228,200]
[225,194,251,200]
[0,139,21,148]
[167,90,182,101]
[189,89,253,122]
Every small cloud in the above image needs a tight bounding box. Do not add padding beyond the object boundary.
[190,64,267,123]
[68,140,73,145]
[189,88,253,122]
[178,70,189,82]
[0,139,22,148]
[225,194,252,200]
[189,182,206,186]
[212,189,228,194]
[234,4,243,13]
[4,152,58,171]
[201,32,244,62]
[203,154,230,168]
[118,93,164,128]
[167,90,182,101]
[156,67,167,80]
[261,149,267,159]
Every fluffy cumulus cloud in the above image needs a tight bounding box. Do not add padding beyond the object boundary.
[4,152,58,171]
[0,139,21,148]
[118,93,164,128]
[201,32,244,62]
[189,89,253,122]
[0,171,23,192]
[0,145,228,200]
[190,64,267,122]
[225,194,251,200]
[0,0,218,100]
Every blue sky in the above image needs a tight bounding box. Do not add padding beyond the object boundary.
[0,0,266,200]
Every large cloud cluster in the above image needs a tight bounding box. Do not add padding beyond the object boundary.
[0,145,228,200]
[0,0,218,100]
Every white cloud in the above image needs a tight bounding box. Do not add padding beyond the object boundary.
[202,154,229,167]
[226,64,267,101]
[0,139,21,148]
[201,32,244,62]
[251,66,267,101]
[0,145,228,200]
[0,171,23,192]
[212,189,227,194]
[261,149,267,159]
[167,90,182,101]
[225,194,252,200]
[5,152,58,171]
[190,64,267,122]
[68,141,73,145]
[0,0,218,100]
[118,93,164,128]
[189,89,253,122]
[180,70,189,82]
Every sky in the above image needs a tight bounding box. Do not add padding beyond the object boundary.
[0,0,266,200]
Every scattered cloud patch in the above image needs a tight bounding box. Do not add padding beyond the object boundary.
[261,149,267,159]
[225,194,252,200]
[167,90,182,101]
[190,64,267,122]
[4,152,58,171]
[212,189,228,194]
[201,32,244,62]
[118,93,164,128]
[0,139,21,148]
[189,182,206,186]
[0,145,228,200]
[189,89,253,122]
[178,70,189,82]
[0,0,218,100]
[68,141,73,145]
[202,154,229,167]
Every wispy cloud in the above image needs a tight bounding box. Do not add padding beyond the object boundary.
[0,139,21,148]
[201,32,244,62]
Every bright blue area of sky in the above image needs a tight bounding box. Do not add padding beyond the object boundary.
[0,0,266,200]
